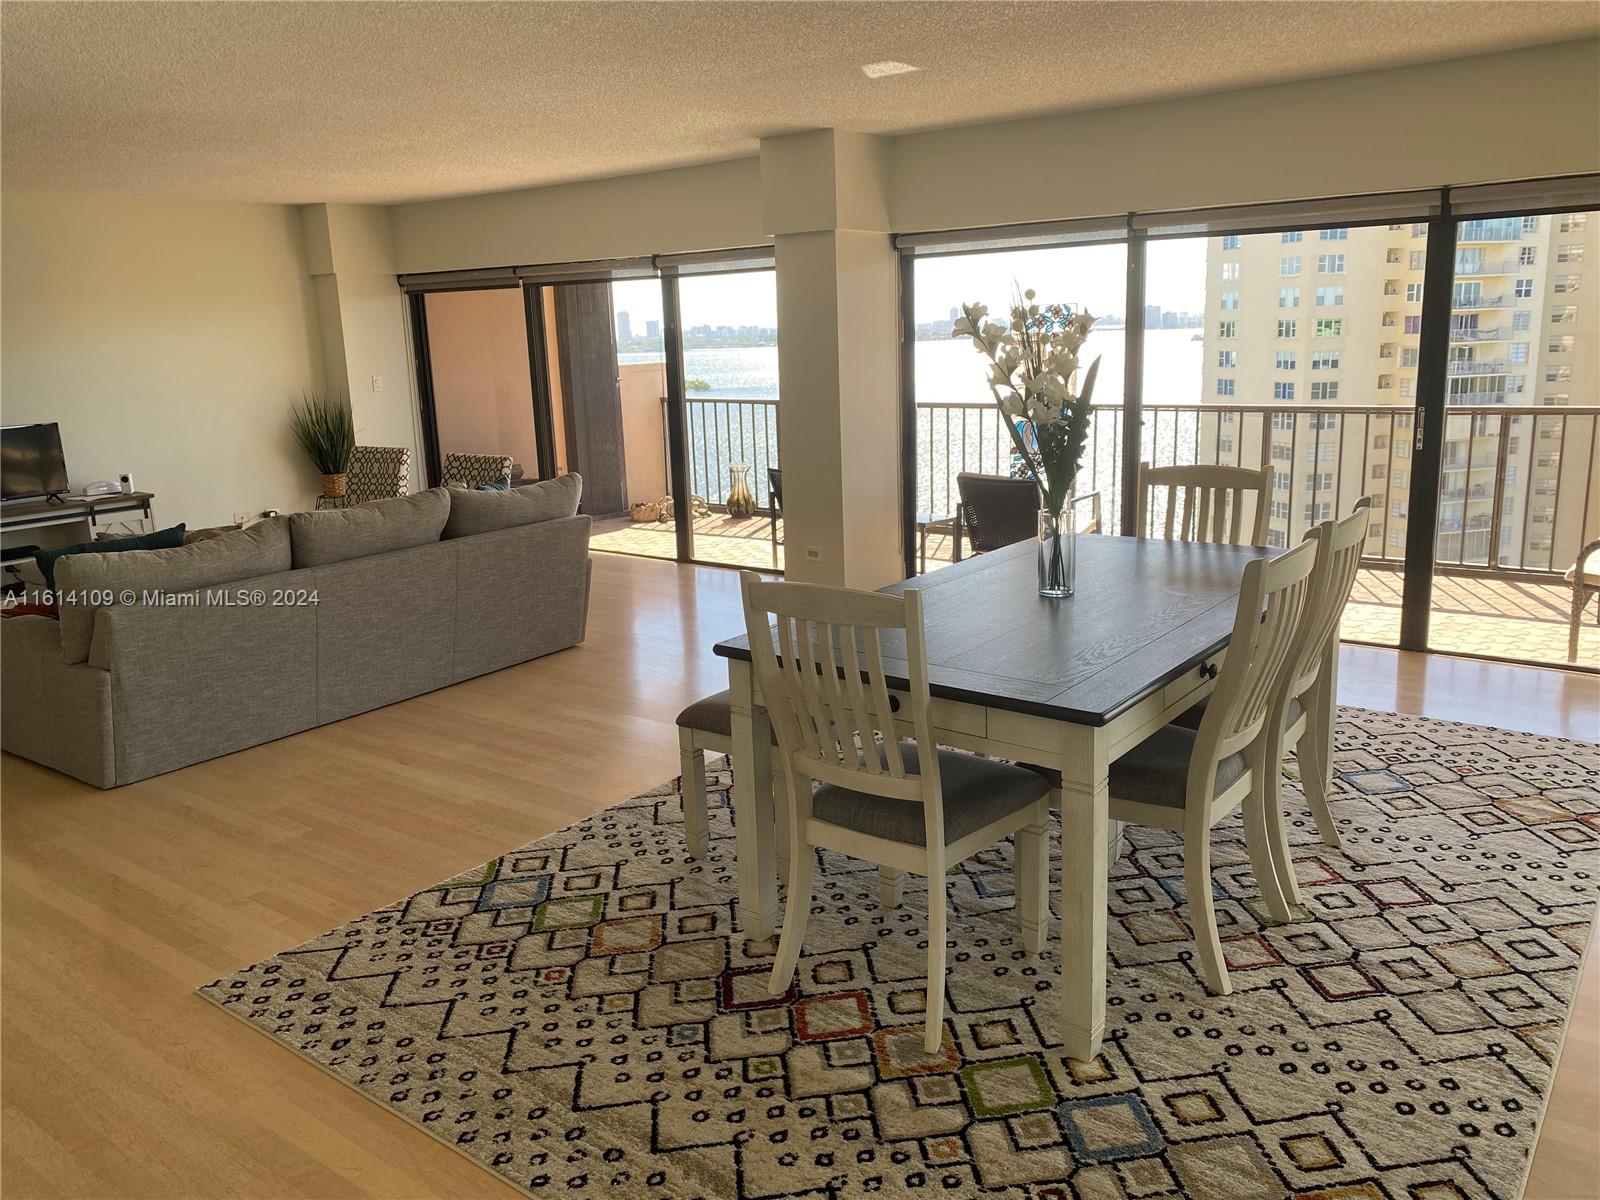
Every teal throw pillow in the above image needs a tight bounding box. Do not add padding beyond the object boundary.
[36,523,187,591]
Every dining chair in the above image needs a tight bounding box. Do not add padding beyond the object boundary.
[1136,462,1272,546]
[741,570,1053,1052]
[767,467,783,548]
[1105,537,1317,995]
[1177,499,1371,867]
[1565,538,1600,663]
[676,690,787,874]
[956,473,1037,554]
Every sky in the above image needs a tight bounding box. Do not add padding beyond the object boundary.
[610,238,1211,333]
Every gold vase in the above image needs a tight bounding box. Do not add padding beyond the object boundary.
[726,463,756,519]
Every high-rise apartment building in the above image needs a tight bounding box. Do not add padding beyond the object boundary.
[1200,214,1595,566]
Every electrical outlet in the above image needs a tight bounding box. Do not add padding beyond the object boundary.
[804,546,822,561]
[233,512,251,525]
[371,374,384,392]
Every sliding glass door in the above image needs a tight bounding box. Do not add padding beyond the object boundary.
[1139,222,1429,648]
[905,236,1128,569]
[1426,207,1599,669]
[896,179,1599,673]
[672,266,780,569]
[415,286,542,487]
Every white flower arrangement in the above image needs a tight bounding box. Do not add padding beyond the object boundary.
[952,288,1101,523]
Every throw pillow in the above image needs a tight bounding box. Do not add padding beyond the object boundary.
[443,473,583,539]
[287,487,451,568]
[35,523,186,591]
[53,517,291,664]
[474,478,511,492]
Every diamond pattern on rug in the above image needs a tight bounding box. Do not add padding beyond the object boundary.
[200,708,1598,1199]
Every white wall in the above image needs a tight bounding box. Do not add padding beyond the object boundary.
[387,40,1600,268]
[0,191,324,531]
[890,40,1600,232]
[389,157,767,274]
[321,205,421,467]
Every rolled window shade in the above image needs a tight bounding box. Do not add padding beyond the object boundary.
[1450,175,1600,217]
[396,266,520,294]
[513,257,656,284]
[655,247,775,275]
[1134,190,1443,238]
[895,215,1127,256]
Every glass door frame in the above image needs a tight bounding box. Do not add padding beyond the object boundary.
[894,187,1597,671]
[895,224,1137,578]
[656,256,783,572]
[894,201,1449,643]
[406,285,557,489]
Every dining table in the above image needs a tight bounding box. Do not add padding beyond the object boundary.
[713,533,1277,1064]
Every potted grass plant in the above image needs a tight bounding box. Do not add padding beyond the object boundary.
[289,392,356,498]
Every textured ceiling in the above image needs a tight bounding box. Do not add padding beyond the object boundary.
[3,1,1596,205]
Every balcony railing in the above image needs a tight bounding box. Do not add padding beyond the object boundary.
[1451,294,1511,309]
[1449,326,1506,343]
[1452,258,1520,276]
[667,396,1596,580]
[1446,359,1511,375]
[912,401,1599,576]
[678,397,780,511]
[1457,220,1527,243]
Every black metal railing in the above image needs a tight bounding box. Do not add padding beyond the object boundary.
[675,397,780,511]
[912,401,1598,575]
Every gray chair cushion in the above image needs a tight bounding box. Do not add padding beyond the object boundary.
[812,743,1048,847]
[55,517,292,664]
[288,487,450,568]
[1109,725,1246,808]
[1174,693,1303,731]
[444,474,583,540]
[678,690,735,737]
[675,690,777,744]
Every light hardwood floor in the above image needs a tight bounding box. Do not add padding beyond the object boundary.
[2,552,1595,1200]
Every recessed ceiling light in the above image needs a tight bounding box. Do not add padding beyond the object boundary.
[861,61,919,79]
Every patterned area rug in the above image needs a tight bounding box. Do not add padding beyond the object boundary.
[201,709,1598,1200]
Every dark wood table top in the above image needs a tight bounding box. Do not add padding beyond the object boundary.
[713,534,1276,726]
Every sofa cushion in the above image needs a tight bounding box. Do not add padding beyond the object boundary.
[444,473,582,539]
[288,487,449,568]
[36,523,187,591]
[55,517,291,663]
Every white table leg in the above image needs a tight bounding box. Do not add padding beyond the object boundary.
[1057,725,1109,1064]
[728,658,779,939]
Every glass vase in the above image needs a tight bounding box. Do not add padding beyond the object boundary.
[1037,506,1075,598]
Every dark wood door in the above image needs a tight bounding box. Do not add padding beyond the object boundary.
[554,283,629,517]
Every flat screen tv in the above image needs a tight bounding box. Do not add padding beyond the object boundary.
[1,423,70,500]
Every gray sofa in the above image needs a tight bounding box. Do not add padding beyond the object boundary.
[1,477,591,788]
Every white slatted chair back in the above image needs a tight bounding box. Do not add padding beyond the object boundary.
[1136,462,1272,546]
[1194,539,1318,773]
[1284,501,1372,701]
[739,571,942,841]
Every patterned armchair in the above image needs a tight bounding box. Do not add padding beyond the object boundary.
[442,452,514,490]
[345,446,411,505]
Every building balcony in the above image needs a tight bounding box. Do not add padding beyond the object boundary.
[1452,258,1521,276]
[1446,359,1511,375]
[1450,326,1507,343]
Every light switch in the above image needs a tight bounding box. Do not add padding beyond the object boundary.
[371,375,384,392]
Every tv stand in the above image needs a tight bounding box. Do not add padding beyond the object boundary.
[0,491,155,538]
